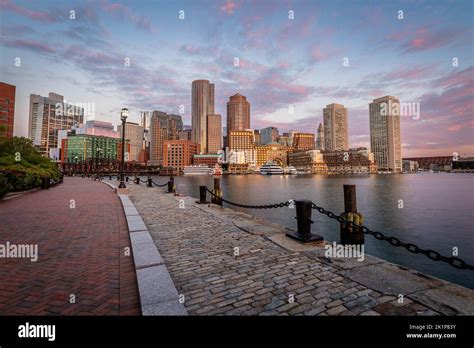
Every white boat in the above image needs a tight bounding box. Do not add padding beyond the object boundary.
[284,166,298,175]
[296,169,312,175]
[183,165,212,175]
[260,161,284,175]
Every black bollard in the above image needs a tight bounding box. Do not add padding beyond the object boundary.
[212,177,222,206]
[340,185,364,245]
[135,177,140,184]
[196,186,209,204]
[126,176,129,182]
[286,200,323,243]
[148,177,153,187]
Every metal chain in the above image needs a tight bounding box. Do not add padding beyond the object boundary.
[152,180,168,187]
[310,202,473,271]
[206,188,290,209]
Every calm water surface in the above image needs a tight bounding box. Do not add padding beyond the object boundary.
[151,173,474,289]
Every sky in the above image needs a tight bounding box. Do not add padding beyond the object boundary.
[0,0,473,157]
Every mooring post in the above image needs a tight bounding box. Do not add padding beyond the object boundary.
[168,176,175,193]
[340,184,364,245]
[286,200,323,243]
[212,177,222,206]
[196,185,209,204]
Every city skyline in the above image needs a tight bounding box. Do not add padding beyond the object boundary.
[0,0,473,157]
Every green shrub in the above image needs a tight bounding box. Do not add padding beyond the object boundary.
[0,136,61,197]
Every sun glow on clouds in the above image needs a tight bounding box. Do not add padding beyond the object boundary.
[0,0,472,156]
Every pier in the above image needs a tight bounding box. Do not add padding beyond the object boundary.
[1,176,473,316]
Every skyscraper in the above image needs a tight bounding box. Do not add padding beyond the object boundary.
[207,114,222,154]
[118,122,144,162]
[29,93,84,156]
[192,80,214,154]
[369,96,402,172]
[316,123,324,150]
[226,93,250,132]
[323,103,348,151]
[0,82,15,138]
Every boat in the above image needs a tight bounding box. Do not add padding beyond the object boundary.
[296,168,312,175]
[284,166,298,175]
[260,161,284,175]
[183,165,213,175]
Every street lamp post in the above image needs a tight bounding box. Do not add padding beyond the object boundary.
[119,108,128,188]
[96,147,102,179]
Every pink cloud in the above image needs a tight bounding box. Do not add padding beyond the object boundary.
[100,0,152,32]
[401,26,466,53]
[1,39,55,54]
[221,1,237,15]
[448,124,462,132]
[0,0,57,23]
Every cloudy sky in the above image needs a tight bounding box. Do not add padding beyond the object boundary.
[0,0,472,157]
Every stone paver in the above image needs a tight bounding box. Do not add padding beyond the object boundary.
[0,177,140,315]
[118,180,474,316]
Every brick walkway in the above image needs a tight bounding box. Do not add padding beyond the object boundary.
[0,177,140,315]
[124,181,451,316]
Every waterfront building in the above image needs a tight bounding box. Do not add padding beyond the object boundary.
[451,157,474,172]
[62,134,129,163]
[323,103,348,151]
[316,123,324,150]
[369,96,402,172]
[228,130,255,151]
[402,160,419,172]
[402,156,452,171]
[149,111,183,165]
[193,154,221,166]
[289,150,328,174]
[256,143,292,167]
[118,122,144,162]
[228,130,256,167]
[192,79,215,154]
[322,148,377,174]
[260,127,279,145]
[207,113,222,154]
[226,93,250,132]
[293,132,315,152]
[29,92,84,156]
[0,82,15,138]
[163,140,198,173]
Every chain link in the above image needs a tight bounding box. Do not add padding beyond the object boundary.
[206,188,290,209]
[152,180,169,187]
[203,188,473,271]
[310,202,473,271]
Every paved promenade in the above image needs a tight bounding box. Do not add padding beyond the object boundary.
[121,179,474,316]
[0,177,140,315]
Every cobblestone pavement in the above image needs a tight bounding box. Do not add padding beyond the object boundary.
[0,177,140,315]
[124,181,462,316]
